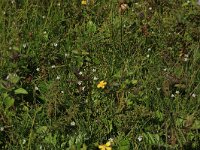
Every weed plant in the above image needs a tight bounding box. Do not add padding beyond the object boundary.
[0,0,200,149]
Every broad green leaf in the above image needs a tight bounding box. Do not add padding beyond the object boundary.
[14,88,28,94]
[4,94,15,109]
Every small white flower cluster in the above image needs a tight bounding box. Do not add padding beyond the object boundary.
[0,127,4,131]
[56,76,60,80]
[35,86,39,91]
[36,68,40,72]
[183,54,189,62]
[51,65,56,69]
[53,43,58,47]
[171,90,180,98]
[137,135,143,142]
[191,93,196,98]
[23,43,27,48]
[70,121,76,126]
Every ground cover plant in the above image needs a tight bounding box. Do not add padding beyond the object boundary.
[0,0,200,149]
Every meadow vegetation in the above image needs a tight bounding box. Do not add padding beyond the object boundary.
[0,0,200,149]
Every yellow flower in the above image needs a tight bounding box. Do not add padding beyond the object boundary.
[98,141,112,150]
[97,80,107,89]
[81,0,87,5]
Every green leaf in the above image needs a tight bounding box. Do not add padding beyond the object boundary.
[7,73,20,84]
[12,46,20,51]
[81,50,89,55]
[155,110,164,122]
[80,144,87,150]
[118,139,130,150]
[86,21,96,33]
[14,88,28,94]
[36,126,48,134]
[191,120,200,130]
[3,93,15,109]
[131,80,138,85]
[93,57,100,65]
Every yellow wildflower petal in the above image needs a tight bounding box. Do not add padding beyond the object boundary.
[105,141,111,147]
[81,0,87,5]
[98,145,106,150]
[97,80,107,89]
[106,147,112,150]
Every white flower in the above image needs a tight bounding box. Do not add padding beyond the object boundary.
[42,16,46,19]
[56,76,60,80]
[175,91,180,94]
[35,86,39,91]
[184,58,188,62]
[36,68,40,72]
[22,139,26,144]
[147,48,151,51]
[192,93,196,98]
[65,53,69,57]
[156,87,161,91]
[82,86,85,91]
[51,65,56,68]
[53,43,58,47]
[92,68,96,72]
[57,2,60,6]
[184,54,189,58]
[6,74,10,80]
[23,43,27,48]
[77,81,82,85]
[93,76,98,81]
[171,94,175,98]
[43,31,47,34]
[79,72,83,75]
[61,91,64,94]
[146,54,150,58]
[70,121,76,126]
[163,68,167,71]
[0,127,4,131]
[149,7,152,10]
[137,135,143,142]
[108,138,114,143]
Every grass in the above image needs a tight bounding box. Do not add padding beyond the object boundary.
[0,0,200,149]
